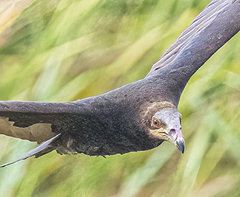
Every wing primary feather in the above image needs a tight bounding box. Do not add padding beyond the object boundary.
[0,133,61,168]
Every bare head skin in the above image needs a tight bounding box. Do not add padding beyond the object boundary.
[149,108,184,153]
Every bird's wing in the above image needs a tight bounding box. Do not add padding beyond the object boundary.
[146,0,240,91]
[0,101,78,143]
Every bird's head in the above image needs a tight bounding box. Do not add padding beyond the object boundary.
[147,106,185,153]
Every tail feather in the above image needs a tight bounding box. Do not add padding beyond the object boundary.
[0,133,61,168]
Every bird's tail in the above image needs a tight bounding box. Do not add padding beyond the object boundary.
[0,133,61,168]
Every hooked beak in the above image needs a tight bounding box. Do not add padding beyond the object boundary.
[176,137,185,153]
[169,129,185,153]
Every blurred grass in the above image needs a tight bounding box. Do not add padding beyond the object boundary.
[0,0,240,196]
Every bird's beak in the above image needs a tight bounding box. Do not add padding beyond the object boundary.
[168,129,185,153]
[175,136,185,153]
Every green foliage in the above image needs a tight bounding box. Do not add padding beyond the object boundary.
[0,0,240,196]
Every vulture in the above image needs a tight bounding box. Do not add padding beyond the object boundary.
[0,0,239,167]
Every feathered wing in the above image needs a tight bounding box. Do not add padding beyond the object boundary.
[147,0,240,92]
[0,101,79,166]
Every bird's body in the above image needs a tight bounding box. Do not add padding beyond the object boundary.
[0,75,181,158]
[0,0,239,167]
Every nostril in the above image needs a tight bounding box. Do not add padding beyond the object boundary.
[169,129,177,139]
[170,129,176,134]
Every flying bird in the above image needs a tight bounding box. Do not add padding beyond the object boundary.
[0,0,239,167]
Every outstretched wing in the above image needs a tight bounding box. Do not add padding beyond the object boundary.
[0,101,81,165]
[0,101,78,143]
[147,0,240,92]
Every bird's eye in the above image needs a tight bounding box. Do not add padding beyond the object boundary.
[151,117,161,128]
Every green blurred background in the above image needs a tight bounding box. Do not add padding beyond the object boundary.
[0,0,240,196]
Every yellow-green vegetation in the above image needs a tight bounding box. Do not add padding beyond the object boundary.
[0,0,240,196]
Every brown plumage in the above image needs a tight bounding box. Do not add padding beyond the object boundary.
[0,0,240,167]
